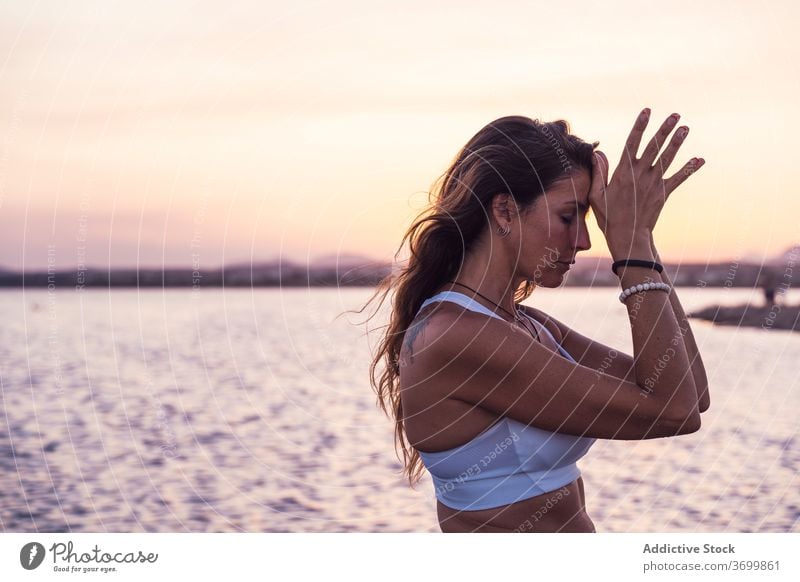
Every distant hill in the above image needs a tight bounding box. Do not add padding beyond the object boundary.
[0,246,795,289]
[772,244,800,266]
[308,253,383,269]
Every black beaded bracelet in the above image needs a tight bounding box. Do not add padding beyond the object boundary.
[611,259,664,276]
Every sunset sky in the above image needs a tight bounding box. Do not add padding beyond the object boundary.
[1,0,798,270]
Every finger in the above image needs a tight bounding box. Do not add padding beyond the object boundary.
[596,150,609,187]
[663,157,706,194]
[589,152,608,200]
[591,151,609,188]
[619,108,651,166]
[653,125,689,175]
[640,113,680,167]
[589,152,610,226]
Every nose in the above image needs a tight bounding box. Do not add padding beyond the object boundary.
[574,216,591,253]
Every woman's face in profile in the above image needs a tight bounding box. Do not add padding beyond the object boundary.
[516,168,593,287]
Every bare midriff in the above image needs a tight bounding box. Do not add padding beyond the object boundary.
[435,477,595,533]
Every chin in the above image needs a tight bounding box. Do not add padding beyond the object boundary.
[532,269,568,288]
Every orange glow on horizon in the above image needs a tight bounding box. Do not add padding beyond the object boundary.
[1,1,798,270]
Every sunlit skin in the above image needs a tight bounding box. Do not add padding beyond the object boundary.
[424,171,595,533]
[446,168,593,311]
[400,111,709,532]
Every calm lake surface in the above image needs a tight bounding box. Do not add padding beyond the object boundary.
[1,287,798,532]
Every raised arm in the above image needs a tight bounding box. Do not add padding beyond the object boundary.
[589,109,706,428]
[650,233,710,412]
[526,240,710,416]
[609,233,700,427]
[411,301,701,440]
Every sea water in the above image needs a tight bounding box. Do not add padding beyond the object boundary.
[1,287,797,532]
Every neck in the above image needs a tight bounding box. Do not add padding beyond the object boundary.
[448,243,526,316]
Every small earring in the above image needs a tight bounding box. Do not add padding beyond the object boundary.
[497,224,511,238]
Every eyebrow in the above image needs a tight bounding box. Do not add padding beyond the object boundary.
[564,201,590,213]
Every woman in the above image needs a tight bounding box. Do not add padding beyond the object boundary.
[364,109,710,532]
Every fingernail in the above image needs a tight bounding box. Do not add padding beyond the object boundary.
[640,108,651,121]
[667,114,679,126]
[678,126,689,138]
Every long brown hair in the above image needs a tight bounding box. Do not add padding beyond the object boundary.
[355,116,597,485]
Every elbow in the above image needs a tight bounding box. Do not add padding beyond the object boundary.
[652,404,702,437]
[698,384,711,413]
[672,411,702,435]
[645,410,701,438]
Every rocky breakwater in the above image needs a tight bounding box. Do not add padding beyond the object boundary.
[688,303,800,332]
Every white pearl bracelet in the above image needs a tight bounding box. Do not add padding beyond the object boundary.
[619,281,671,303]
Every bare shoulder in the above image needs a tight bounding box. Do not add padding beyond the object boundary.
[398,300,511,426]
[399,301,510,451]
[518,304,564,343]
[399,300,490,369]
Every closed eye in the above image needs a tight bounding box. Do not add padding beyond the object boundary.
[560,215,575,224]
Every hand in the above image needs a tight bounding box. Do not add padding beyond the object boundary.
[588,109,705,250]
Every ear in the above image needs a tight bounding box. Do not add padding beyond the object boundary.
[491,193,516,224]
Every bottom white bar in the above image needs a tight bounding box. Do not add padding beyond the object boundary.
[1,533,798,581]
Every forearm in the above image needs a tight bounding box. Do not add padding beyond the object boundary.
[613,233,700,423]
[650,234,710,412]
